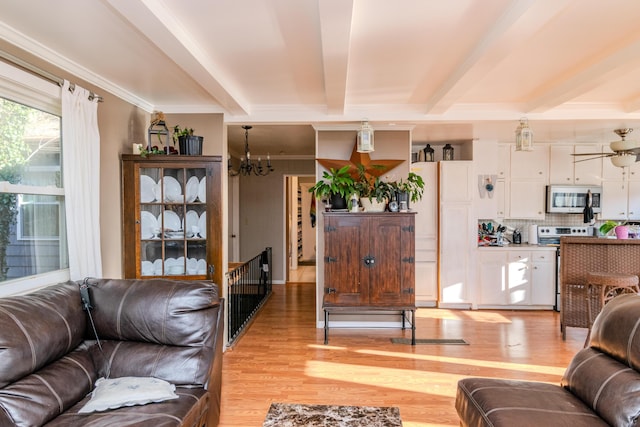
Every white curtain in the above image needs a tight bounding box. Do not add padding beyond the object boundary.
[61,80,102,280]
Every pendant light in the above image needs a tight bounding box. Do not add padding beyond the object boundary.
[357,120,375,153]
[515,117,534,151]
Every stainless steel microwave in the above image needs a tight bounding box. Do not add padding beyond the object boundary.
[546,185,602,214]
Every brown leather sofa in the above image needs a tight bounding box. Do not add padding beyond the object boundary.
[0,278,224,427]
[456,293,640,427]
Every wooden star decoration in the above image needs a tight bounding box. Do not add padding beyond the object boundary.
[316,139,404,181]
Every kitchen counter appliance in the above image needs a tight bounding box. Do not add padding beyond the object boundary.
[538,225,594,311]
[546,185,601,214]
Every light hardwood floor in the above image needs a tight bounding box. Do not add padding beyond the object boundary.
[220,282,587,426]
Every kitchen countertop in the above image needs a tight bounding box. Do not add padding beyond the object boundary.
[477,243,558,250]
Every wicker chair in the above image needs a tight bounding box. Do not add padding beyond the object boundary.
[560,238,640,343]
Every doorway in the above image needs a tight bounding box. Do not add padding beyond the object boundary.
[285,175,316,283]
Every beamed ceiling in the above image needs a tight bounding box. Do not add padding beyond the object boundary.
[2,0,640,156]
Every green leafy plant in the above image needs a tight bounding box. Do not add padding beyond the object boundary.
[353,164,392,203]
[599,220,624,235]
[392,172,425,203]
[172,125,194,144]
[309,165,355,201]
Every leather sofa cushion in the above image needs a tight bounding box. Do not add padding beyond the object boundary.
[561,347,640,427]
[90,341,214,387]
[0,347,96,426]
[456,377,608,427]
[87,278,220,346]
[589,294,640,371]
[43,387,208,427]
[0,281,86,388]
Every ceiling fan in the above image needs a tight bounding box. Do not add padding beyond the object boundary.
[572,128,640,167]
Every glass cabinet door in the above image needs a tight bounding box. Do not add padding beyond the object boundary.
[138,166,208,278]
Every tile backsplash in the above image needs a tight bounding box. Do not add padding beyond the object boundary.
[478,214,607,243]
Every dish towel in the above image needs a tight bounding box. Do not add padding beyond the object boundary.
[583,190,594,224]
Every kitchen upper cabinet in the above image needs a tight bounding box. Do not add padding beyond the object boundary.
[549,145,602,185]
[602,180,640,220]
[497,144,510,179]
[508,180,545,220]
[510,145,548,180]
[440,161,474,202]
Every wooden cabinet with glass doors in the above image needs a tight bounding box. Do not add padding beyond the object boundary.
[121,155,222,286]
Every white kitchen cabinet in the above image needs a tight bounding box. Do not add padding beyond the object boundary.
[477,250,507,305]
[601,180,640,220]
[530,251,555,306]
[508,180,546,220]
[410,162,437,305]
[476,248,556,308]
[510,145,548,180]
[549,144,602,185]
[507,252,530,305]
[507,145,547,219]
[497,144,510,179]
[439,161,474,307]
[440,161,473,203]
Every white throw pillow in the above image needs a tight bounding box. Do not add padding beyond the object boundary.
[79,376,179,413]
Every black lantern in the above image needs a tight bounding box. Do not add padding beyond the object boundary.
[424,144,435,162]
[443,143,454,161]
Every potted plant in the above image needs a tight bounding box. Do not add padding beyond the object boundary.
[173,125,203,155]
[600,220,628,239]
[354,164,393,212]
[392,172,425,209]
[309,165,355,211]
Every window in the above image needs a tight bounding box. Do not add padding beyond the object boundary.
[0,61,68,295]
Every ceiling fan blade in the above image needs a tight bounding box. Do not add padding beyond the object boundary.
[571,152,612,156]
[572,154,614,163]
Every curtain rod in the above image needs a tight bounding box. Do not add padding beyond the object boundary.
[0,49,103,102]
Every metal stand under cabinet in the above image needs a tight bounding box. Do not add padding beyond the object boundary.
[322,212,416,345]
[121,154,223,286]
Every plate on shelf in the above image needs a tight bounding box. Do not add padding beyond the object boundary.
[153,259,163,275]
[198,212,207,238]
[141,261,154,276]
[197,258,206,275]
[185,176,199,203]
[140,211,158,239]
[158,210,181,232]
[197,177,206,202]
[185,210,199,236]
[160,176,182,202]
[187,258,198,275]
[140,175,157,203]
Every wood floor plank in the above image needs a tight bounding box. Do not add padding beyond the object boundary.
[220,282,586,426]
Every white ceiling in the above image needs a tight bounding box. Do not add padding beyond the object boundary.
[2,0,640,156]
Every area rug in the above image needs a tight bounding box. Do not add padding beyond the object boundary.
[263,403,402,426]
[391,338,468,345]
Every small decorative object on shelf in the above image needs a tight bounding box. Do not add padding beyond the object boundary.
[173,125,203,155]
[146,111,174,155]
[443,143,454,161]
[423,144,435,162]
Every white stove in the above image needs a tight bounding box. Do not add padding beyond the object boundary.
[537,225,594,246]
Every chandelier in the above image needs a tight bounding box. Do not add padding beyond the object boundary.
[228,125,274,176]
